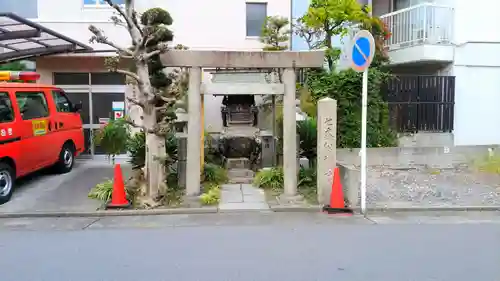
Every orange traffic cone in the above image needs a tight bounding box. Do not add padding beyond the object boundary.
[322,167,352,215]
[106,164,130,209]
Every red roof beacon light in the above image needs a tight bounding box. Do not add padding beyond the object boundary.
[0,71,40,82]
[17,71,40,82]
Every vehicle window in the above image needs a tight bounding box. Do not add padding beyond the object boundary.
[15,92,49,120]
[52,90,73,113]
[0,92,14,123]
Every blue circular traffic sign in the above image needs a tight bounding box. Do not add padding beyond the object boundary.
[348,30,375,72]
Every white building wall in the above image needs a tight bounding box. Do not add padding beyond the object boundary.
[36,0,290,51]
[373,0,500,146]
[450,0,500,145]
[33,0,291,133]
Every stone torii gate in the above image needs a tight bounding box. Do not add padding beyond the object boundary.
[160,50,325,202]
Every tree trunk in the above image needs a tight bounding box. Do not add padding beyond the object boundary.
[142,105,166,199]
[146,133,166,197]
[134,61,167,204]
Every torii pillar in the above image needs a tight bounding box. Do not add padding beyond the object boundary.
[161,50,325,203]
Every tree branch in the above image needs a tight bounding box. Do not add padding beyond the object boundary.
[143,43,168,60]
[124,117,156,134]
[110,15,128,28]
[144,49,161,59]
[103,0,143,45]
[149,94,177,104]
[88,25,133,56]
[126,97,145,109]
[115,69,140,82]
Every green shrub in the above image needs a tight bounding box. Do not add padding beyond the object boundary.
[254,166,318,203]
[297,118,317,167]
[204,133,224,166]
[166,167,180,190]
[88,179,114,202]
[474,153,500,174]
[298,87,317,117]
[94,119,130,159]
[127,131,146,167]
[298,166,318,204]
[126,131,178,168]
[200,183,221,205]
[202,163,228,184]
[298,166,316,187]
[306,68,397,148]
[253,167,284,191]
[165,131,178,162]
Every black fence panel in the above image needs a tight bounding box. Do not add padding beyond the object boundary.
[295,71,455,134]
[383,75,455,133]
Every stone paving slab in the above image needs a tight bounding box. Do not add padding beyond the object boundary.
[220,183,269,211]
[220,190,243,203]
[221,183,241,189]
[241,185,263,194]
[243,194,267,203]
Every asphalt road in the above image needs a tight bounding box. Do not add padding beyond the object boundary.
[0,212,499,281]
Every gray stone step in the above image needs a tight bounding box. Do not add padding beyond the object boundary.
[228,168,254,178]
[229,177,254,184]
[226,158,251,169]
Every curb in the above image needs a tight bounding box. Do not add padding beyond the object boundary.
[270,205,322,212]
[218,209,274,213]
[0,207,218,219]
[354,206,500,213]
[270,205,500,213]
[1,205,499,219]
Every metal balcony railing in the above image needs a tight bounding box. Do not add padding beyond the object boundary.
[380,3,454,50]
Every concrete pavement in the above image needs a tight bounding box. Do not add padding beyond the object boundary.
[219,183,270,211]
[0,160,129,213]
[0,212,499,281]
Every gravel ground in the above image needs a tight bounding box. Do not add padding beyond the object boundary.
[367,165,500,208]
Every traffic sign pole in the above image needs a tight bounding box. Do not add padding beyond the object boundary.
[360,69,368,215]
[347,30,375,215]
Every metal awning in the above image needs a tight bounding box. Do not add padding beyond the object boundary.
[0,13,93,63]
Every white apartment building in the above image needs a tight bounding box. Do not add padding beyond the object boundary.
[372,0,499,146]
[1,0,292,155]
[291,0,499,147]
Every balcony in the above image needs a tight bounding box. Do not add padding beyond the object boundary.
[380,3,454,66]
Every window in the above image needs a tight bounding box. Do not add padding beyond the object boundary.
[91,72,126,85]
[83,0,124,7]
[52,90,73,113]
[16,92,49,120]
[53,73,89,85]
[393,0,429,11]
[0,0,38,18]
[0,93,14,123]
[246,3,267,37]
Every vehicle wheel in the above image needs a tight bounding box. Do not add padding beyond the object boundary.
[54,143,75,174]
[0,163,15,205]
